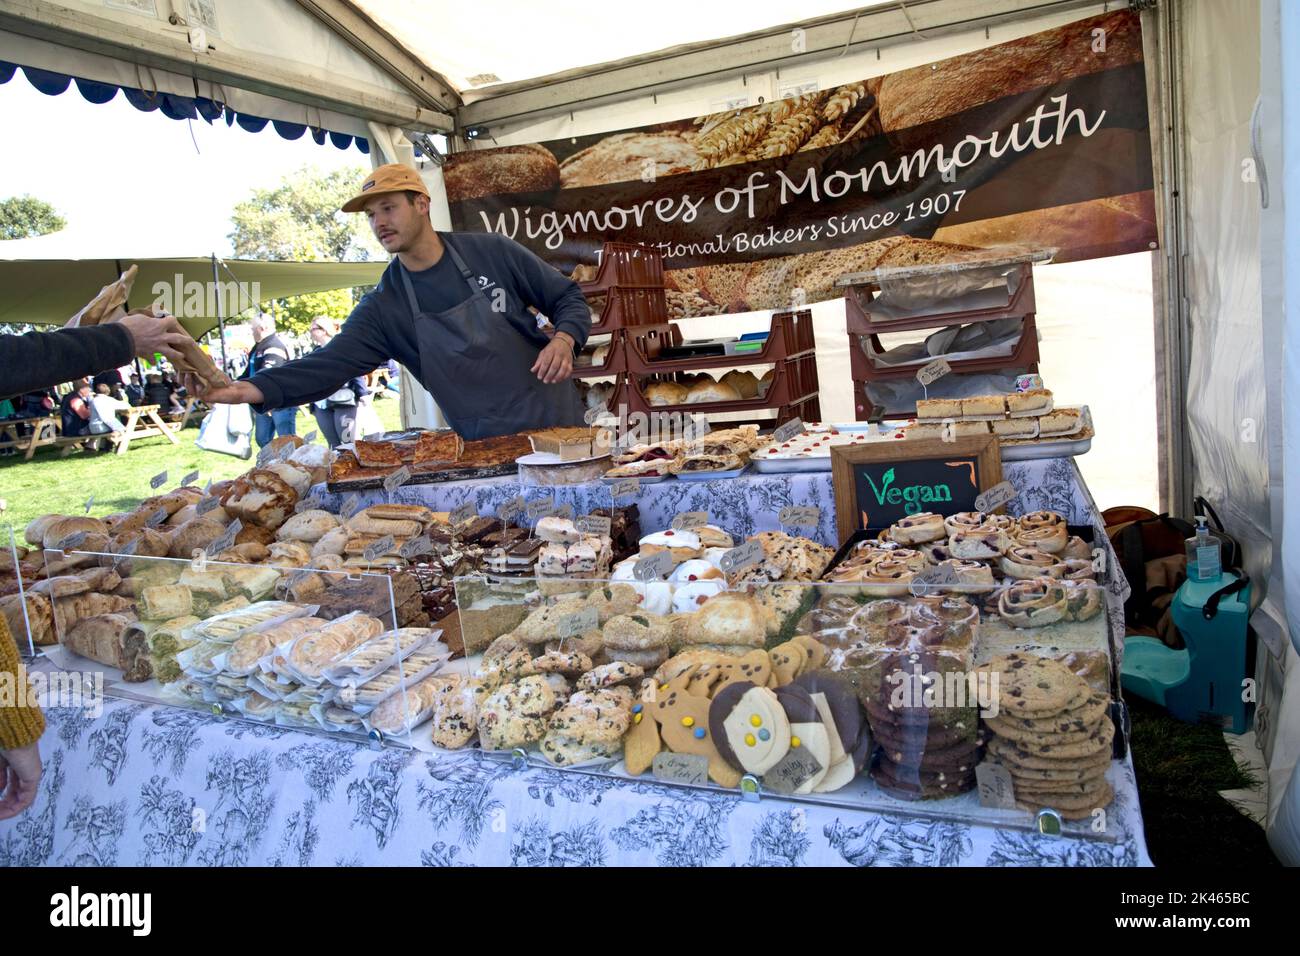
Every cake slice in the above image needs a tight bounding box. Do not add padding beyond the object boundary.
[991,417,1040,439]
[959,395,1007,418]
[916,398,962,421]
[1006,388,1054,417]
[1038,408,1084,436]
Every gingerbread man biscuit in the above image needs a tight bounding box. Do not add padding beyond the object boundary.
[651,668,742,787]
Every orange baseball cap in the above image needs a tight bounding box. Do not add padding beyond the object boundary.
[341,163,430,213]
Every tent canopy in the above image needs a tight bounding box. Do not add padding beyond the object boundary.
[0,239,384,338]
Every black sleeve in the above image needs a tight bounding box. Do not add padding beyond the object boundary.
[0,325,134,400]
[498,237,592,350]
[248,298,391,411]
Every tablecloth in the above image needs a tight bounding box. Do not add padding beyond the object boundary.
[0,697,1150,867]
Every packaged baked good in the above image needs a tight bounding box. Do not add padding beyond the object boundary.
[227,615,326,676]
[321,627,442,687]
[340,646,453,712]
[181,600,307,644]
[281,610,385,683]
[364,672,446,735]
[175,639,229,678]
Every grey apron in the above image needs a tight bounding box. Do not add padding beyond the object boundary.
[398,235,585,440]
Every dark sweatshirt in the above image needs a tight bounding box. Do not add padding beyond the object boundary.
[0,324,134,400]
[249,232,590,411]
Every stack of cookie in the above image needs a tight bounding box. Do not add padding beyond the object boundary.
[977,653,1114,819]
[866,650,982,801]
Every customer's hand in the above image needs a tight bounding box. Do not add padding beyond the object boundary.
[183,374,264,407]
[118,310,195,365]
[0,743,42,820]
[532,332,575,384]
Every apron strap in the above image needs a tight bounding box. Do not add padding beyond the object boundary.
[397,234,485,318]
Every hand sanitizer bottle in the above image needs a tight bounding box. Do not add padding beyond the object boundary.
[1186,516,1222,582]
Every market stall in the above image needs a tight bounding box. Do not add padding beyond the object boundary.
[2,0,1295,869]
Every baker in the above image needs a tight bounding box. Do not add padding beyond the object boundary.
[192,164,589,440]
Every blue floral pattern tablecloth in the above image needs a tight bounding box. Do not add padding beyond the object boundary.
[1,699,1150,867]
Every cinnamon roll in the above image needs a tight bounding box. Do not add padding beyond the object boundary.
[919,542,953,565]
[1062,559,1096,582]
[996,577,1069,628]
[889,512,947,545]
[858,558,918,597]
[1063,580,1104,621]
[1062,535,1092,561]
[1014,511,1068,554]
[936,559,996,588]
[851,599,911,636]
[943,511,989,536]
[948,528,1011,560]
[1000,545,1066,580]
[910,596,980,631]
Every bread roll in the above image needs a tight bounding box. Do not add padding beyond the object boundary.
[25,514,63,547]
[444,144,560,202]
[645,382,689,406]
[686,380,742,404]
[276,509,340,544]
[42,516,107,550]
[167,517,227,559]
[720,370,759,399]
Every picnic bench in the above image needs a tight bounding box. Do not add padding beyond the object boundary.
[0,404,181,459]
[0,416,61,460]
[104,403,181,454]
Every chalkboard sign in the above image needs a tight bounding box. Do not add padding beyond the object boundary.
[830,436,1002,544]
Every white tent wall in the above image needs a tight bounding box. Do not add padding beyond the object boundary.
[449,1,1162,511]
[0,0,453,133]
[1256,0,1300,859]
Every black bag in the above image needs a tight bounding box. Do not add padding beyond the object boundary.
[1109,511,1194,631]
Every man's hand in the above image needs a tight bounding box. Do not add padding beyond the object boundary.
[532,331,575,384]
[0,744,42,820]
[183,375,264,407]
[117,310,196,365]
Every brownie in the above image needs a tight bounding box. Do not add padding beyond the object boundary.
[457,516,502,544]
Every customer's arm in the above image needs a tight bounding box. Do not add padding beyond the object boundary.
[0,617,44,820]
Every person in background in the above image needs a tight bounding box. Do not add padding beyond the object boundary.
[59,381,93,438]
[92,367,123,394]
[142,371,182,413]
[306,317,368,448]
[19,389,55,420]
[88,383,131,437]
[0,615,44,820]
[125,374,144,406]
[241,313,297,446]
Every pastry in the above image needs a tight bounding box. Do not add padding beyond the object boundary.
[638,529,703,562]
[682,593,771,648]
[695,526,735,550]
[1062,580,1104,621]
[1000,546,1065,580]
[995,578,1069,628]
[948,528,1010,560]
[889,512,946,545]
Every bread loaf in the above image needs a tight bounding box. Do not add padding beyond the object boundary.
[42,516,108,550]
[445,144,560,202]
[167,517,227,559]
[1,592,55,645]
[65,612,151,680]
[645,382,689,406]
[686,380,742,404]
[276,509,340,544]
[53,592,134,636]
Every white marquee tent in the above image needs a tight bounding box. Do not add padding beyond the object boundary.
[0,0,1295,861]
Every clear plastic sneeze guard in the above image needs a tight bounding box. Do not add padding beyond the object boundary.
[449,573,1120,840]
[36,546,460,748]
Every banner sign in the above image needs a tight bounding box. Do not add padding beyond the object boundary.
[447,11,1155,313]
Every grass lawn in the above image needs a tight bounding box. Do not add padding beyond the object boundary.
[0,397,403,538]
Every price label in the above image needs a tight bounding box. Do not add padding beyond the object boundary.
[976,762,1018,809]
[210,518,243,557]
[672,511,708,531]
[974,481,1019,514]
[778,505,821,528]
[341,495,363,520]
[916,358,952,387]
[145,507,169,528]
[773,418,804,443]
[383,465,413,495]
[762,749,824,795]
[197,495,222,516]
[652,752,709,786]
[181,470,200,488]
[294,495,323,514]
[908,564,960,597]
[556,607,600,639]
[400,535,432,559]
[497,496,525,523]
[203,478,213,495]
[610,478,641,499]
[83,494,95,515]
[633,550,674,582]
[303,431,318,444]
[149,470,169,490]
[719,539,764,574]
[363,535,396,563]
[526,496,556,521]
[112,537,141,569]
[583,406,604,425]
[57,531,88,552]
[450,501,477,526]
[576,515,612,537]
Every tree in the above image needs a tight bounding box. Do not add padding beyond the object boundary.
[0,195,66,240]
[228,165,382,335]
[228,165,383,263]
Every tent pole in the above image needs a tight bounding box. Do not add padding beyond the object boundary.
[212,254,229,375]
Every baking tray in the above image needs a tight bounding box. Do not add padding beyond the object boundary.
[599,472,672,485]
[1001,435,1092,461]
[673,466,748,482]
